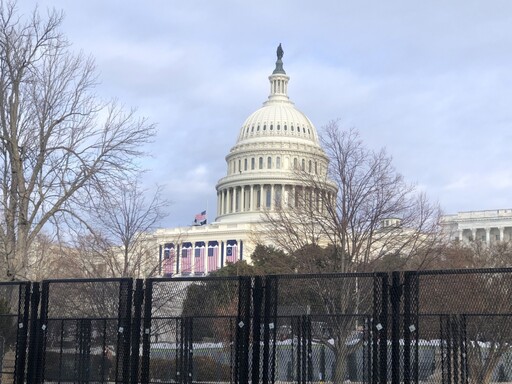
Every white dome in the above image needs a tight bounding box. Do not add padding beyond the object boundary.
[237,102,320,145]
[214,46,335,224]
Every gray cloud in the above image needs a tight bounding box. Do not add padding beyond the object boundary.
[26,0,512,226]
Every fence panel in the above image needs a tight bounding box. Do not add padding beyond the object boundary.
[407,268,512,384]
[34,278,132,384]
[140,276,251,384]
[270,273,388,384]
[0,282,30,384]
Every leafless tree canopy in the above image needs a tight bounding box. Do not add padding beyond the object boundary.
[0,2,155,280]
[263,121,442,272]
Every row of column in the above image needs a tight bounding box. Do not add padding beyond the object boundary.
[459,227,512,243]
[217,184,334,216]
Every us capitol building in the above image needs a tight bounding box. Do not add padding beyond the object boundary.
[153,46,336,276]
[153,46,512,276]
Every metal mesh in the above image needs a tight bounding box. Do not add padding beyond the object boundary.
[0,282,30,384]
[271,273,387,384]
[141,277,246,384]
[37,278,132,384]
[410,269,512,384]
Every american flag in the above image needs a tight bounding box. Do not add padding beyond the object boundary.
[207,243,219,273]
[163,245,175,276]
[194,244,205,274]
[194,210,207,225]
[181,245,192,274]
[226,243,237,263]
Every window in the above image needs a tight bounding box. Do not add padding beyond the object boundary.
[277,124,280,130]
[238,159,241,172]
[276,157,281,169]
[182,249,188,257]
[291,125,294,131]
[308,160,312,173]
[251,126,254,132]
[270,124,273,131]
[257,125,260,131]
[302,159,305,171]
[251,158,255,170]
[259,157,263,169]
[284,125,287,131]
[244,158,248,171]
[266,187,271,208]
[267,156,272,169]
[293,158,298,169]
[263,124,266,130]
[314,161,318,174]
[195,248,201,257]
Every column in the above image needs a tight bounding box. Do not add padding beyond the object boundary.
[250,185,254,211]
[471,229,476,242]
[485,228,490,244]
[500,227,505,242]
[271,184,275,210]
[458,229,463,242]
[260,184,264,210]
[241,186,245,212]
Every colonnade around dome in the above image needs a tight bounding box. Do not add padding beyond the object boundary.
[217,183,335,218]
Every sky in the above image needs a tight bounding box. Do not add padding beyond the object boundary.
[21,1,512,227]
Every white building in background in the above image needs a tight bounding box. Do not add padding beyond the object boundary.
[153,45,335,276]
[441,209,512,244]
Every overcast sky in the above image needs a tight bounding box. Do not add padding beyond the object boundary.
[23,1,512,227]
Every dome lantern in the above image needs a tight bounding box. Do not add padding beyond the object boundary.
[266,43,291,104]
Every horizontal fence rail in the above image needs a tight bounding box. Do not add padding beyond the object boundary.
[2,268,512,384]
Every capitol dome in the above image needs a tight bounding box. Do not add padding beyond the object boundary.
[215,45,335,223]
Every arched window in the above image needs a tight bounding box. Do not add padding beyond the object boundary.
[308,160,312,173]
[267,156,272,169]
[293,158,298,169]
[251,126,254,132]
[251,158,255,170]
[291,125,294,132]
[244,158,248,171]
[277,124,280,130]
[270,124,273,131]
[276,157,281,169]
[263,124,266,130]
[302,159,305,171]
[284,125,287,131]
[259,157,263,169]
[257,125,260,131]
[239,159,242,173]
[314,161,318,174]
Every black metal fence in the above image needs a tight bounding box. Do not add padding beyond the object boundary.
[2,269,512,383]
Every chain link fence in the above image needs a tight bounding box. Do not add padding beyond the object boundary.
[2,268,512,383]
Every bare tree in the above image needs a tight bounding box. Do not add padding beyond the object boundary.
[0,2,155,280]
[261,121,443,381]
[263,121,442,271]
[68,179,169,278]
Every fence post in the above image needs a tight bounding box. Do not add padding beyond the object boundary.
[390,271,402,384]
[131,279,144,384]
[403,272,419,384]
[25,282,39,384]
[236,276,251,384]
[262,276,278,384]
[140,279,153,384]
[115,279,133,384]
[14,282,31,384]
[251,276,263,384]
[376,274,388,384]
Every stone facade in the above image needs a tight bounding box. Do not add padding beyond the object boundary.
[441,209,512,244]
